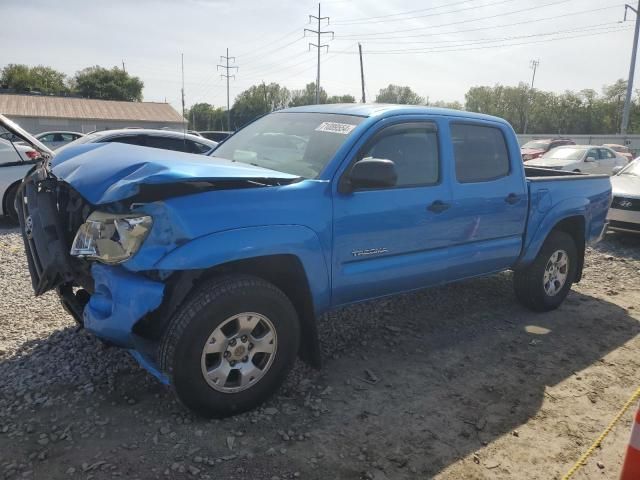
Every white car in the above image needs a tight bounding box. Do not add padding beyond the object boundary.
[35,131,84,150]
[0,138,41,223]
[526,145,627,175]
[607,158,640,234]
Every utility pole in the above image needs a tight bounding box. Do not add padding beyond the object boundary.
[305,3,333,104]
[217,48,238,130]
[621,1,640,134]
[181,53,186,132]
[262,81,268,114]
[358,43,366,103]
[122,60,126,73]
[523,59,539,135]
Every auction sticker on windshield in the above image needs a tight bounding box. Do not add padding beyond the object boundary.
[315,122,357,135]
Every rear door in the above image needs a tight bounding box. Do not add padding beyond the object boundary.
[445,121,528,279]
[597,147,623,174]
[331,118,456,305]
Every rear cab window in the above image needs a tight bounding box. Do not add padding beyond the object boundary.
[451,123,510,183]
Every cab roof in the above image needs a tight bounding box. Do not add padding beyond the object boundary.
[279,103,509,125]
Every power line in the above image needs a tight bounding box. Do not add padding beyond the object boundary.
[234,25,304,59]
[333,0,519,26]
[338,0,573,38]
[333,26,631,55]
[332,0,476,24]
[217,48,238,130]
[336,22,626,53]
[336,4,623,41]
[305,3,334,103]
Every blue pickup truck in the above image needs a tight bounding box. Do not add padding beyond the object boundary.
[3,105,611,417]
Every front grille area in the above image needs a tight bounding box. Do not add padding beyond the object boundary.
[611,196,640,211]
[609,220,640,232]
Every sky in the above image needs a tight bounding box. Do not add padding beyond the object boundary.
[0,0,634,113]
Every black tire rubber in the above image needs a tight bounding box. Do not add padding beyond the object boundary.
[159,274,300,418]
[513,230,578,312]
[4,182,19,225]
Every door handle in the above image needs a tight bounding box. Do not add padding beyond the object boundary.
[505,193,520,205]
[427,200,450,213]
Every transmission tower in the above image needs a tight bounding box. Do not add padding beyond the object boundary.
[217,48,238,130]
[305,3,334,104]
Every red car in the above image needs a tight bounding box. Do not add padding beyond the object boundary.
[521,138,575,161]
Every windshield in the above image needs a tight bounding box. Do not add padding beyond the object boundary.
[619,159,640,176]
[542,147,586,161]
[210,112,364,178]
[522,140,550,150]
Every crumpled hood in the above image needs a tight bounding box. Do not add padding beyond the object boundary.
[51,142,298,205]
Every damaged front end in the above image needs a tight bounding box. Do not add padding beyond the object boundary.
[17,162,169,382]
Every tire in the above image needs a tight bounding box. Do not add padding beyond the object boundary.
[159,274,300,418]
[513,230,578,312]
[4,182,19,225]
[572,169,581,173]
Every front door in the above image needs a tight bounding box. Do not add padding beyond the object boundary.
[331,119,455,306]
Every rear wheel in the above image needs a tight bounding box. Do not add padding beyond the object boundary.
[4,182,19,225]
[160,274,300,417]
[514,231,578,312]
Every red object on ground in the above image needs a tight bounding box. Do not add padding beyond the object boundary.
[620,406,640,480]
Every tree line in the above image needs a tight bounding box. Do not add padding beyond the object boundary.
[3,63,638,134]
[1,64,144,102]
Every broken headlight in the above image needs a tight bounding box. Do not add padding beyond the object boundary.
[70,211,153,264]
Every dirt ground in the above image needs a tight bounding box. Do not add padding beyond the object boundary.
[0,220,639,480]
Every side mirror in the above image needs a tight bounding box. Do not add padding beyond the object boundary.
[613,165,623,175]
[347,157,397,190]
[585,156,596,162]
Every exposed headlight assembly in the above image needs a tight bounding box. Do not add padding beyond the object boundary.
[70,211,153,264]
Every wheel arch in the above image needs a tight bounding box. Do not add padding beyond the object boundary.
[135,253,323,368]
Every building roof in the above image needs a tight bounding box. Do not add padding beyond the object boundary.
[0,94,185,123]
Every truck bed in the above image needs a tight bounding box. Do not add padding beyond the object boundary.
[519,167,612,268]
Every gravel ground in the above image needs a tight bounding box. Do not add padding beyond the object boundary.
[0,219,639,480]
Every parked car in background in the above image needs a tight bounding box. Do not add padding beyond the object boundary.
[57,128,217,155]
[526,145,627,175]
[521,138,575,161]
[0,138,43,223]
[35,131,84,150]
[188,130,203,137]
[608,158,640,234]
[603,143,634,163]
[199,130,233,142]
[4,105,611,417]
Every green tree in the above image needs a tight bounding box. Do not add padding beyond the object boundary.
[72,66,144,101]
[374,84,424,104]
[429,99,463,110]
[326,94,356,104]
[290,83,327,106]
[0,64,68,95]
[231,83,291,126]
[186,103,226,130]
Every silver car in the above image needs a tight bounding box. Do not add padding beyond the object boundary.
[608,158,640,234]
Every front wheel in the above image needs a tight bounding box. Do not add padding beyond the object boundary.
[514,231,578,312]
[160,274,300,418]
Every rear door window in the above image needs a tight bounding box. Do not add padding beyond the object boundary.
[451,123,510,183]
[103,135,147,146]
[144,135,189,152]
